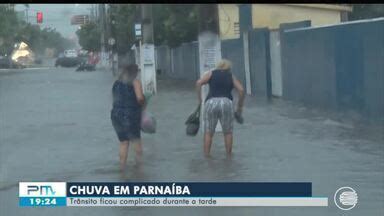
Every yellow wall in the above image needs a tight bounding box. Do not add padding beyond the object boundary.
[218,4,239,40]
[252,4,341,30]
[218,4,350,39]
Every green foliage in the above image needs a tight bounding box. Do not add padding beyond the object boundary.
[15,24,75,56]
[153,4,198,47]
[77,4,199,54]
[76,22,101,52]
[349,4,384,21]
[0,5,21,55]
[0,5,74,56]
[109,4,137,54]
[41,28,75,54]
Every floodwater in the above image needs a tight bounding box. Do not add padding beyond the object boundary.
[0,67,383,215]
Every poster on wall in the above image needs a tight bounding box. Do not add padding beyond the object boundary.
[140,43,156,95]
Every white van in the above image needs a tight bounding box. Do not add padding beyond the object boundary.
[64,50,78,58]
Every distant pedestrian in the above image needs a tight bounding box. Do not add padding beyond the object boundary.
[88,52,99,66]
[196,59,245,157]
[111,64,145,172]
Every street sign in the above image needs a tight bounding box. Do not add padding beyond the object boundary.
[134,23,142,39]
[108,38,115,46]
[71,15,89,25]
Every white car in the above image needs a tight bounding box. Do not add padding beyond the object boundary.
[64,50,78,58]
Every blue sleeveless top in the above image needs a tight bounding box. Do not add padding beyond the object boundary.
[112,80,141,111]
[206,69,234,101]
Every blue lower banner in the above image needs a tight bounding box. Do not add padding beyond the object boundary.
[19,182,328,207]
[19,197,67,207]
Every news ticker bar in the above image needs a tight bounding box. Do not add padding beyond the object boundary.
[19,182,328,207]
[20,197,328,207]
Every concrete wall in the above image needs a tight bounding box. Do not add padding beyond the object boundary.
[362,23,384,120]
[153,33,271,98]
[281,18,384,121]
[221,38,246,86]
[152,18,383,122]
[155,42,199,81]
[155,45,171,77]
[269,30,282,97]
[248,28,271,97]
[155,39,248,87]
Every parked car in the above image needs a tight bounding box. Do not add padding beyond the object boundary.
[0,55,25,69]
[64,49,78,58]
[0,55,10,68]
[55,50,82,67]
[55,56,82,67]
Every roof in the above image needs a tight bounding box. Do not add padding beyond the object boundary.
[284,4,353,12]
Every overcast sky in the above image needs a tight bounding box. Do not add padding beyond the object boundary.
[15,4,93,39]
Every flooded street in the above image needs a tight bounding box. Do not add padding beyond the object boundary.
[0,68,383,215]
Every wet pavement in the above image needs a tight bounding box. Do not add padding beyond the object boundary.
[0,67,383,215]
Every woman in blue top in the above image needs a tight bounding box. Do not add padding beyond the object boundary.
[196,59,245,157]
[111,64,145,172]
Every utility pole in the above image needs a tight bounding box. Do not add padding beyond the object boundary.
[108,4,117,75]
[198,4,222,132]
[105,4,112,72]
[89,4,95,22]
[140,4,156,95]
[25,5,29,23]
[239,4,253,95]
[99,4,107,69]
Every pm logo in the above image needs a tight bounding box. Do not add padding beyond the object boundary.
[27,185,56,196]
[19,182,65,197]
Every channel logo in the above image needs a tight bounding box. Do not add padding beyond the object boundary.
[19,182,66,197]
[334,187,358,210]
[27,185,56,196]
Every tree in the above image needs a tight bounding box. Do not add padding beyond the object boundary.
[153,4,198,47]
[15,24,43,54]
[13,24,74,56]
[0,5,20,55]
[40,27,75,54]
[109,4,198,51]
[0,5,74,56]
[78,4,199,55]
[109,4,137,54]
[76,22,101,52]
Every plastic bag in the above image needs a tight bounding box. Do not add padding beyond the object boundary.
[185,104,201,136]
[141,111,156,134]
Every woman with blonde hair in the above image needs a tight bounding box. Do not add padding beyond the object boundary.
[111,64,145,172]
[196,59,245,157]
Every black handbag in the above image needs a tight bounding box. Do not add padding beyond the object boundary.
[185,104,201,136]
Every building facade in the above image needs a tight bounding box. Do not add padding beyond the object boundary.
[219,4,352,40]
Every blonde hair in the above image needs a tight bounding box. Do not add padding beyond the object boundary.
[216,59,231,70]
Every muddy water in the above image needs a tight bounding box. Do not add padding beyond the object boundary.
[0,68,383,215]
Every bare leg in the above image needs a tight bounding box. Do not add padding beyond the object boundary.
[204,132,214,157]
[119,141,129,172]
[224,133,233,157]
[133,139,143,165]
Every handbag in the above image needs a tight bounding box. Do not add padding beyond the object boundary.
[185,104,201,136]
